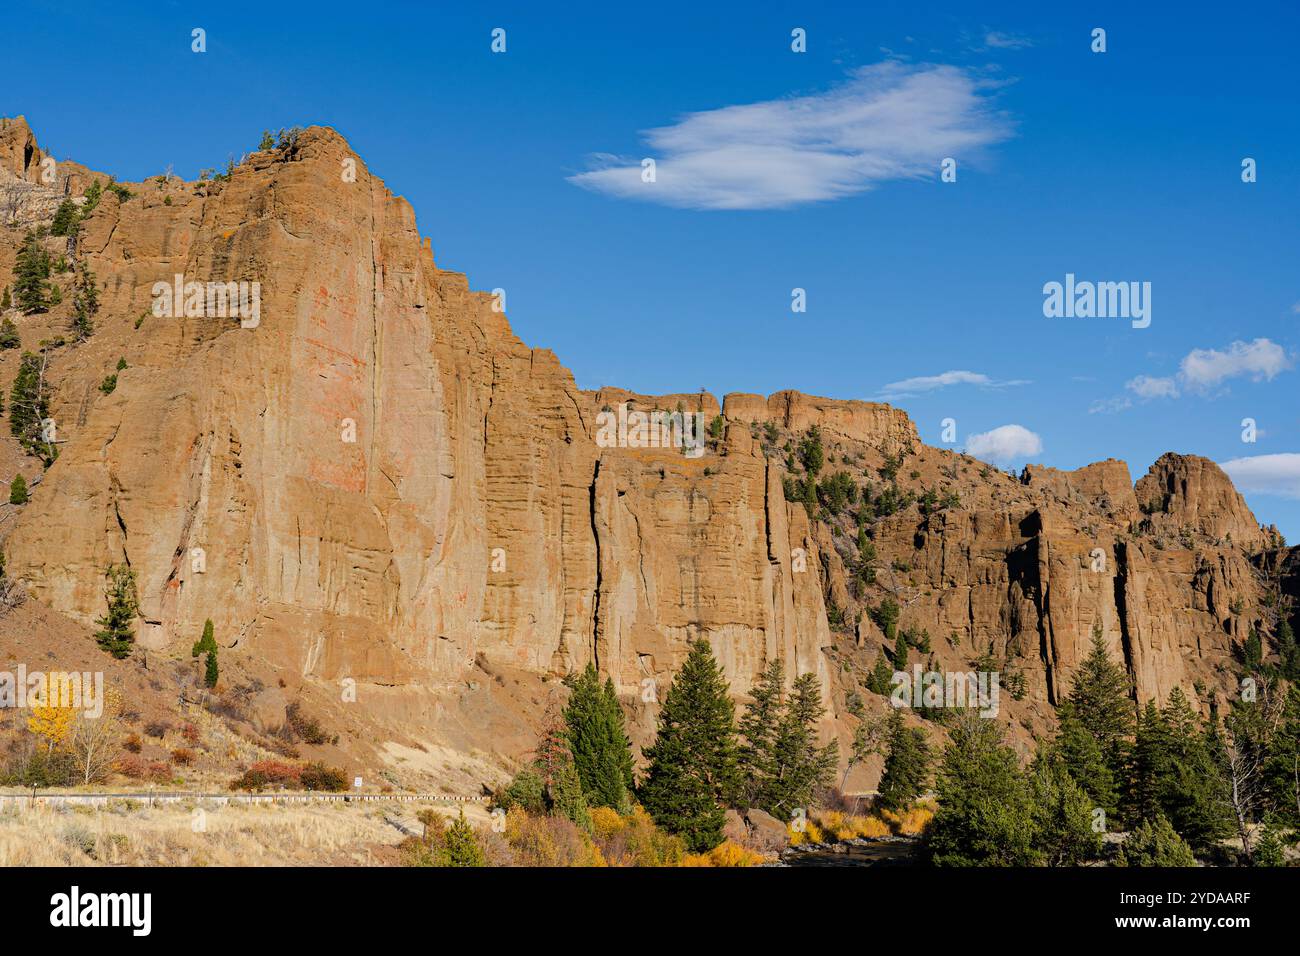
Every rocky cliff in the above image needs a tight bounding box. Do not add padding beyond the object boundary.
[0,116,1292,787]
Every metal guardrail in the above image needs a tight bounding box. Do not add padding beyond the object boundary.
[0,791,489,808]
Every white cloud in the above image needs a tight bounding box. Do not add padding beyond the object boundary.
[965,424,1042,464]
[1089,396,1132,415]
[877,369,1029,398]
[1220,453,1300,499]
[569,62,1013,210]
[981,31,1033,50]
[1126,374,1179,399]
[1179,338,1292,392]
[1096,338,1293,411]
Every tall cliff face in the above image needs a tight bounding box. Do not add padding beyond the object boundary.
[0,119,1291,778]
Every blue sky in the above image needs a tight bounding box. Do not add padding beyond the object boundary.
[6,0,1299,537]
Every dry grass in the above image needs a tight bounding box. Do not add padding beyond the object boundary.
[0,799,464,866]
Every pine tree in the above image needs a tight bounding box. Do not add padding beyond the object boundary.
[93,564,138,659]
[737,658,784,808]
[1159,687,1232,851]
[83,180,102,213]
[50,198,79,237]
[563,663,635,812]
[204,650,219,688]
[866,654,894,696]
[1130,700,1171,823]
[442,810,486,866]
[1278,617,1299,680]
[8,474,27,504]
[0,318,18,350]
[1030,750,1103,865]
[192,618,217,657]
[532,709,591,829]
[70,262,98,340]
[638,638,740,851]
[1115,814,1197,866]
[12,233,50,314]
[0,286,10,310]
[923,712,1040,866]
[258,130,276,151]
[878,709,931,810]
[1059,625,1134,818]
[10,351,52,460]
[1242,628,1263,670]
[767,672,838,818]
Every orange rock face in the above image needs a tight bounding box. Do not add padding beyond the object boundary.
[0,118,1288,776]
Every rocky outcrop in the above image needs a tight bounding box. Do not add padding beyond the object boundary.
[0,118,1289,779]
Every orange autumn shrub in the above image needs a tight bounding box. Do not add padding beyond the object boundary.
[681,840,765,867]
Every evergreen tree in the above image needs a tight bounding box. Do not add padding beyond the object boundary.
[866,654,894,696]
[1278,617,1299,680]
[8,474,27,504]
[893,629,910,670]
[1242,628,1263,670]
[878,709,931,810]
[93,564,138,659]
[1059,625,1134,819]
[1,286,10,310]
[1264,682,1300,828]
[638,638,740,851]
[70,262,98,340]
[0,318,19,350]
[204,650,219,688]
[737,658,784,808]
[1159,687,1232,852]
[83,180,102,213]
[1054,709,1118,816]
[10,350,51,457]
[192,618,217,657]
[923,712,1040,866]
[50,198,79,237]
[1115,814,1197,866]
[1030,750,1103,865]
[12,233,50,314]
[258,130,276,151]
[766,672,838,818]
[563,663,635,812]
[531,709,591,828]
[442,810,486,866]
[1130,700,1171,824]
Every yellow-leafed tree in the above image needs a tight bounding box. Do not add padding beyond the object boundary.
[28,703,77,754]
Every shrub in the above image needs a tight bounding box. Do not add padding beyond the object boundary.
[229,760,302,791]
[682,840,765,867]
[299,762,349,792]
[143,720,169,740]
[170,748,194,766]
[1116,815,1198,867]
[504,808,606,867]
[9,475,28,505]
[181,723,200,746]
[123,733,142,754]
[286,702,331,745]
[114,755,147,779]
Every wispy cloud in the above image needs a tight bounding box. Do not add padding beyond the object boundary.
[1220,453,1300,499]
[569,62,1014,210]
[965,424,1042,464]
[979,31,1034,50]
[1093,338,1293,411]
[876,369,1029,399]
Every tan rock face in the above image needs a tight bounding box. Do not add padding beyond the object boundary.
[0,120,1288,776]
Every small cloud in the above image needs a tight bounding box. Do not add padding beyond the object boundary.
[876,369,1029,399]
[1291,301,1300,314]
[1089,397,1132,415]
[1180,338,1292,392]
[1220,453,1300,499]
[1126,374,1179,399]
[981,31,1033,50]
[570,62,1014,210]
[965,424,1042,464]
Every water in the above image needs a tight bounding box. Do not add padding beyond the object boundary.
[782,837,919,867]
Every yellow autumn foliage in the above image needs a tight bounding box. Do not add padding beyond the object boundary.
[681,840,765,867]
